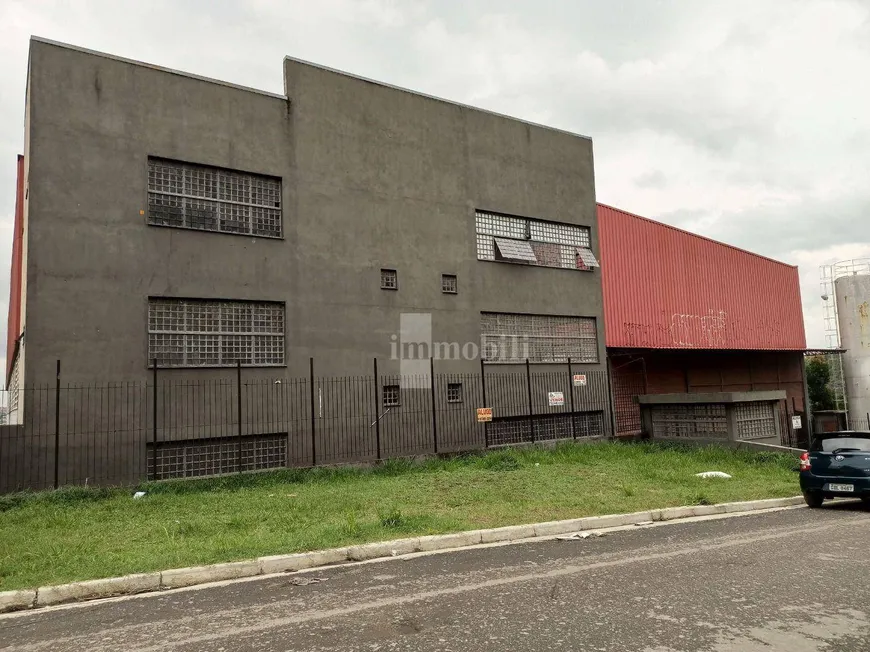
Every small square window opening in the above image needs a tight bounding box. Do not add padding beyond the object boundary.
[381,269,398,290]
[447,383,463,403]
[383,384,401,407]
[442,274,458,294]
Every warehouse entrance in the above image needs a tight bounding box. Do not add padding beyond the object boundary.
[610,356,647,437]
[608,349,807,444]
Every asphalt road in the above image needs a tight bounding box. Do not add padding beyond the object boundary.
[3,502,870,651]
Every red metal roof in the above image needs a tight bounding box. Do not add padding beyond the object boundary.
[599,203,807,351]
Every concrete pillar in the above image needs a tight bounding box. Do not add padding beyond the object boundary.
[726,404,739,442]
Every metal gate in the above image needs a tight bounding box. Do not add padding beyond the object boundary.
[610,357,647,436]
[780,397,808,449]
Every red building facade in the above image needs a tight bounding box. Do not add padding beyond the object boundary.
[598,204,808,437]
[6,155,25,385]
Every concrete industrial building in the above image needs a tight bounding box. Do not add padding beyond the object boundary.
[2,38,608,487]
[7,38,605,387]
[3,39,812,490]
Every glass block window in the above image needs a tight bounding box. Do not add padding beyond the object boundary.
[480,312,599,364]
[529,220,588,246]
[383,384,401,407]
[148,298,285,367]
[651,404,728,439]
[447,382,463,403]
[6,354,20,419]
[381,269,398,290]
[734,402,777,440]
[441,274,458,294]
[147,434,287,479]
[475,209,594,271]
[148,158,282,238]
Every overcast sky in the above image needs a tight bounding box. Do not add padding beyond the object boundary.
[1,0,869,378]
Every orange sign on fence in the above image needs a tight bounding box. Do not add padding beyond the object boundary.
[476,407,493,422]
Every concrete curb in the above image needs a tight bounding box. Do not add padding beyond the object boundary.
[160,561,260,590]
[1,495,804,612]
[36,573,161,607]
[0,589,36,612]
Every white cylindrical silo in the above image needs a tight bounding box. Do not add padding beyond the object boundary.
[835,273,870,427]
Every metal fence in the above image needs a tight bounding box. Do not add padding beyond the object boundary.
[0,360,612,493]
[845,414,870,432]
[777,397,809,450]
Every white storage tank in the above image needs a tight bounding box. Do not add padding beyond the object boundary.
[834,272,870,426]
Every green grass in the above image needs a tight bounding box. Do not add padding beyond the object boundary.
[0,441,798,591]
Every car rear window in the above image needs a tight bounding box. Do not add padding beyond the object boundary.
[812,437,870,452]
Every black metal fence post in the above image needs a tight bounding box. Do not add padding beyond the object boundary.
[309,358,316,466]
[605,356,617,439]
[480,356,489,448]
[237,360,243,473]
[53,359,60,489]
[151,358,157,481]
[790,396,798,447]
[567,358,576,440]
[373,358,381,461]
[430,357,438,455]
[526,359,535,444]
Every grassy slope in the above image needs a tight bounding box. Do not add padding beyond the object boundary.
[0,442,798,591]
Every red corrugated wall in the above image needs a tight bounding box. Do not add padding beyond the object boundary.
[6,155,24,383]
[599,203,806,350]
[610,349,807,436]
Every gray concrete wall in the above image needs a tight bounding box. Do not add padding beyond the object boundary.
[15,39,604,487]
[23,39,602,388]
[280,58,602,378]
[24,39,292,386]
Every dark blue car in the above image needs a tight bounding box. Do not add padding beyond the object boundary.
[799,431,870,508]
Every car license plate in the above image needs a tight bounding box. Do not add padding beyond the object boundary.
[827,483,854,492]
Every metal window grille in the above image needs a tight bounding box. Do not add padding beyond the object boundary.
[480,312,599,363]
[441,274,458,294]
[148,299,285,367]
[381,269,398,290]
[447,382,463,403]
[494,238,537,263]
[531,241,563,267]
[383,384,401,407]
[575,248,600,269]
[147,158,282,238]
[475,209,592,271]
[612,361,646,435]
